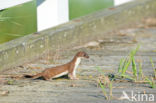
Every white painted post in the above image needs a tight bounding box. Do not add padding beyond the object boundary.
[58,0,69,24]
[114,0,134,6]
[37,0,69,31]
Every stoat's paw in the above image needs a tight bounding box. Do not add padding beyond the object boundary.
[69,74,79,80]
[72,77,79,80]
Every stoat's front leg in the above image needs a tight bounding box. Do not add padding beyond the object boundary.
[68,73,79,80]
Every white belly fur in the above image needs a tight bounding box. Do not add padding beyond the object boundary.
[53,71,68,78]
[73,58,81,77]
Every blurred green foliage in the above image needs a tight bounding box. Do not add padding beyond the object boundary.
[0,0,37,44]
[69,0,113,19]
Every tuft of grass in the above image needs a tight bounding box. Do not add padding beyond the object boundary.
[118,45,140,81]
[117,45,156,89]
[118,45,140,77]
[97,67,114,100]
[97,44,156,101]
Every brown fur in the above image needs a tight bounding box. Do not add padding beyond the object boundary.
[25,51,89,80]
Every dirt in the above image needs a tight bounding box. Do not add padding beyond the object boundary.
[0,18,156,103]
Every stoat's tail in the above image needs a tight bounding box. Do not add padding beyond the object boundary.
[24,73,43,79]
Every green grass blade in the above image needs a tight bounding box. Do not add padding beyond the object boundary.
[132,57,137,78]
[118,58,124,73]
[150,58,155,69]
[99,82,108,100]
[131,45,140,56]
[145,77,156,88]
[121,74,135,81]
[97,67,105,75]
[122,57,131,75]
[139,62,143,79]
[109,81,113,100]
[120,57,129,75]
[150,58,156,78]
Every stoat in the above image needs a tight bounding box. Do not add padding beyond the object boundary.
[25,51,89,80]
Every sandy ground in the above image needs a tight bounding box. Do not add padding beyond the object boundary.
[0,18,156,103]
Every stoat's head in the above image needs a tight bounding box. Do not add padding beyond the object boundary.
[76,51,89,58]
